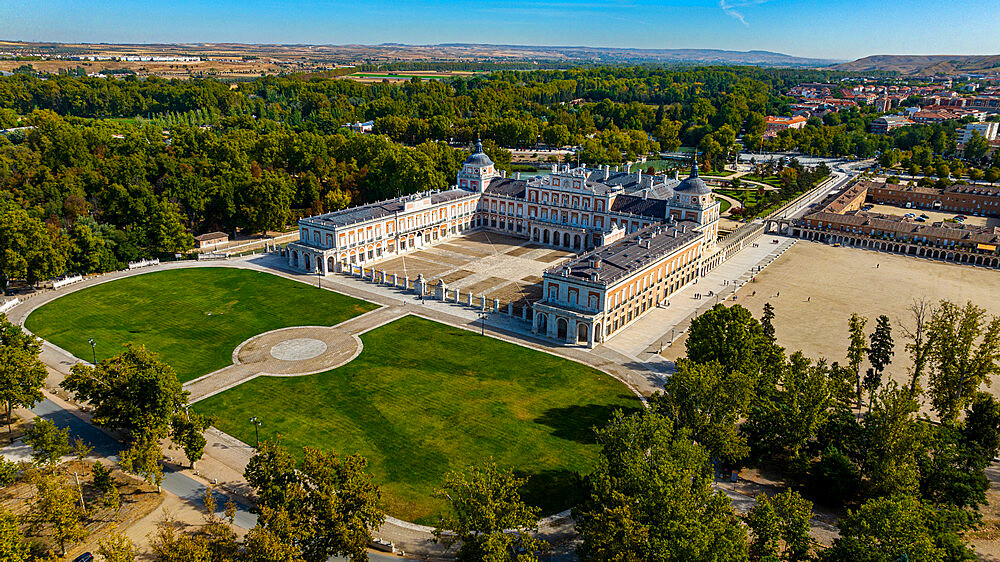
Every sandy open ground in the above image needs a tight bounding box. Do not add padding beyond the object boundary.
[665,239,1000,392]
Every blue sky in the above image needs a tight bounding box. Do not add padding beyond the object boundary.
[2,0,999,61]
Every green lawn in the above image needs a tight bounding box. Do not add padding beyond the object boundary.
[195,315,642,524]
[25,268,377,382]
[719,198,732,214]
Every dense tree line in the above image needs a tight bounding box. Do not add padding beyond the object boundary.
[2,66,989,286]
[0,109,468,284]
[0,66,817,285]
[612,298,1000,561]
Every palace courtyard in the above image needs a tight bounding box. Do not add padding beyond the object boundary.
[368,231,574,311]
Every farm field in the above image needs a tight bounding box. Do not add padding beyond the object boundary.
[196,315,642,524]
[25,268,377,382]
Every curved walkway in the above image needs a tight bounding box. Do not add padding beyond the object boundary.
[716,192,743,216]
[184,306,406,403]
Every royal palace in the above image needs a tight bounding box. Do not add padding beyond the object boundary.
[287,142,756,346]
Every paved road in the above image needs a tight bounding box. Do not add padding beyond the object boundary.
[28,399,396,561]
[772,159,874,221]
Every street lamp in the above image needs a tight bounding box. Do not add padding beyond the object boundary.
[249,416,261,449]
[88,338,96,365]
[479,310,488,336]
[315,267,322,288]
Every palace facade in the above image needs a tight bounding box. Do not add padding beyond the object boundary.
[287,142,727,346]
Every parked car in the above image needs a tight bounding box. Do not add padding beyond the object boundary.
[920,214,930,219]
[72,554,94,562]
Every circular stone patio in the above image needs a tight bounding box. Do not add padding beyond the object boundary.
[233,326,361,376]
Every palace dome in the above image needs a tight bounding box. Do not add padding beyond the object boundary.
[464,139,494,167]
[675,163,712,195]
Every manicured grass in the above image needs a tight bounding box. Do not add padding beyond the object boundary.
[25,268,377,382]
[719,198,732,214]
[195,315,642,524]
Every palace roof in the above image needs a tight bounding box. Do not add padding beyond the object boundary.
[546,222,702,286]
[303,188,472,228]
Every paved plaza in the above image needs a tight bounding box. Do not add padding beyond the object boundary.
[371,231,574,309]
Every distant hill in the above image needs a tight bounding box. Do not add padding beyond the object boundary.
[832,54,1000,76]
[0,39,840,68]
[424,43,841,67]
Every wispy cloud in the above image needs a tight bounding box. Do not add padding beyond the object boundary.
[719,0,769,26]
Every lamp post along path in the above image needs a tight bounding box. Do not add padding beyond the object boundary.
[250,417,261,449]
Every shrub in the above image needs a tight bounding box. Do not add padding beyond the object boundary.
[808,446,861,507]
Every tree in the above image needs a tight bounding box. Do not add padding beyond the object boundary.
[0,457,18,487]
[987,167,1000,183]
[92,462,115,495]
[574,411,748,562]
[960,392,1000,466]
[98,532,138,562]
[31,471,88,555]
[686,304,769,377]
[746,489,813,562]
[821,495,974,562]
[0,315,47,437]
[969,168,984,185]
[652,359,752,465]
[145,198,195,255]
[926,300,1000,425]
[746,352,832,463]
[761,302,776,344]
[900,299,934,396]
[864,315,893,410]
[72,437,93,462]
[433,460,546,562]
[150,488,238,562]
[119,438,163,492]
[0,508,29,562]
[244,440,385,562]
[25,419,71,466]
[170,411,212,468]
[237,171,294,235]
[808,446,861,508]
[846,314,868,409]
[862,382,925,498]
[62,343,188,442]
[0,200,65,289]
[963,131,990,162]
[92,462,122,519]
[242,511,302,562]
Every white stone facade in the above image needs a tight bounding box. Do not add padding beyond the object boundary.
[287,142,724,347]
